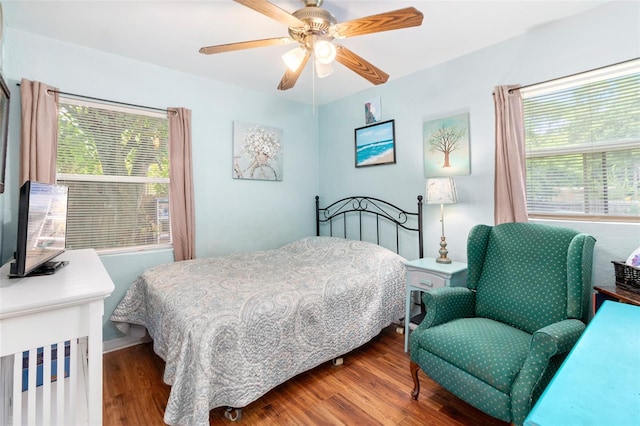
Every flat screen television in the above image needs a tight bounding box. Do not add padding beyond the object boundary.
[9,181,69,278]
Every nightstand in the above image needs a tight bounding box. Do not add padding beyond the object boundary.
[404,258,468,352]
[593,285,640,312]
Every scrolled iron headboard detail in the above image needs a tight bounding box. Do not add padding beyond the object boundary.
[315,195,423,259]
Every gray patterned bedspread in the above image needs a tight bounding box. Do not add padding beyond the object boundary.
[110,236,407,425]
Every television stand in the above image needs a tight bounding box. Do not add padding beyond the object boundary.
[30,260,70,276]
[8,260,70,278]
[0,249,114,425]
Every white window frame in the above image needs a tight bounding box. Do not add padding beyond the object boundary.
[521,60,640,223]
[57,97,172,254]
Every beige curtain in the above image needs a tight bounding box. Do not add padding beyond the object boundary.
[493,85,528,224]
[168,108,195,261]
[20,79,59,184]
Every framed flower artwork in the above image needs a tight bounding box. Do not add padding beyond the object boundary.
[232,121,283,181]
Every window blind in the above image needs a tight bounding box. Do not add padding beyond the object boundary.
[523,64,640,221]
[57,98,171,252]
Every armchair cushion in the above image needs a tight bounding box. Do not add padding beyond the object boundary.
[413,317,531,394]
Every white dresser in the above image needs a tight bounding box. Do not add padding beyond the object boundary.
[0,249,114,425]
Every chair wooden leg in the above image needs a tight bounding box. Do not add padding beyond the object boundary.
[410,360,420,400]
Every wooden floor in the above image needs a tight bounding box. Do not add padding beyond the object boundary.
[103,326,510,425]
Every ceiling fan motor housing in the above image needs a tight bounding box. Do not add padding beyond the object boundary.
[290,6,337,46]
[301,0,324,8]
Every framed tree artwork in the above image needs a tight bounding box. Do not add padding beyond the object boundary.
[423,112,470,177]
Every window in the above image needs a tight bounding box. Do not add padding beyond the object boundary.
[522,60,640,222]
[56,99,171,252]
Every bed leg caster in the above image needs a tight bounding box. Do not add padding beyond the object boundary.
[396,325,404,335]
[332,357,343,366]
[224,407,242,422]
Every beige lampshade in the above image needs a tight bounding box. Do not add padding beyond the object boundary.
[426,178,458,205]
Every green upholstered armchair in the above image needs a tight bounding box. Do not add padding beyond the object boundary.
[409,223,596,426]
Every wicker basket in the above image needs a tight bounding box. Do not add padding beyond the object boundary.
[612,261,640,294]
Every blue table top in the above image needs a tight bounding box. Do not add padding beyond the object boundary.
[524,301,640,426]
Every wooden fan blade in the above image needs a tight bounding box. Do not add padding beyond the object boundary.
[199,37,294,54]
[333,7,423,38]
[334,45,389,86]
[234,0,305,27]
[278,51,311,90]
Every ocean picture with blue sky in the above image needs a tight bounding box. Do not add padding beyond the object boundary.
[355,119,396,167]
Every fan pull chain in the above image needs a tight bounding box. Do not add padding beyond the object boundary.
[312,59,316,114]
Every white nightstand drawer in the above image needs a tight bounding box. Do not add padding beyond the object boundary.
[403,258,468,352]
[406,269,445,290]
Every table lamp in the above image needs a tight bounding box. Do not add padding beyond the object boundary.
[426,178,458,264]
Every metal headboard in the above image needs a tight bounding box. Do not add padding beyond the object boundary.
[315,195,423,259]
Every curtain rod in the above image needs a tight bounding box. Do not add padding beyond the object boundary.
[508,57,639,93]
[16,83,176,115]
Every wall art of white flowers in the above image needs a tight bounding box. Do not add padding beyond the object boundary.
[233,121,283,181]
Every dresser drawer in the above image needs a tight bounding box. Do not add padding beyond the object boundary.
[406,269,445,290]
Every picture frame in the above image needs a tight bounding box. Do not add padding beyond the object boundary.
[364,96,381,124]
[0,73,9,194]
[232,121,283,181]
[423,112,470,177]
[354,119,396,168]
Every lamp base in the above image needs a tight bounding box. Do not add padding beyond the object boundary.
[436,236,452,264]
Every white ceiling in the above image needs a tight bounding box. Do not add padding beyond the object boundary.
[2,0,607,105]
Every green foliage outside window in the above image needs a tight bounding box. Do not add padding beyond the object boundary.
[57,101,171,251]
[524,72,640,219]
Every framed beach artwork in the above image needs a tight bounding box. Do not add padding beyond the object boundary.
[233,121,283,181]
[364,96,381,124]
[423,112,470,177]
[354,119,396,168]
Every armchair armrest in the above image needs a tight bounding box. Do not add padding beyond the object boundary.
[511,319,586,425]
[417,287,475,330]
[531,319,586,356]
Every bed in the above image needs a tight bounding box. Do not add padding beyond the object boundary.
[110,195,423,425]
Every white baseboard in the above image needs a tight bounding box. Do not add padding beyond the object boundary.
[102,334,151,354]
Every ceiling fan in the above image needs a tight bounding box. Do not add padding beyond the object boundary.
[199,0,424,90]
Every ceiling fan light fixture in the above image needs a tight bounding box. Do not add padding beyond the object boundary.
[313,39,336,65]
[282,46,306,71]
[315,59,334,78]
[201,2,424,91]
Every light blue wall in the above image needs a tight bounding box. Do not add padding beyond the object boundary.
[1,2,638,343]
[1,29,319,341]
[318,1,640,286]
